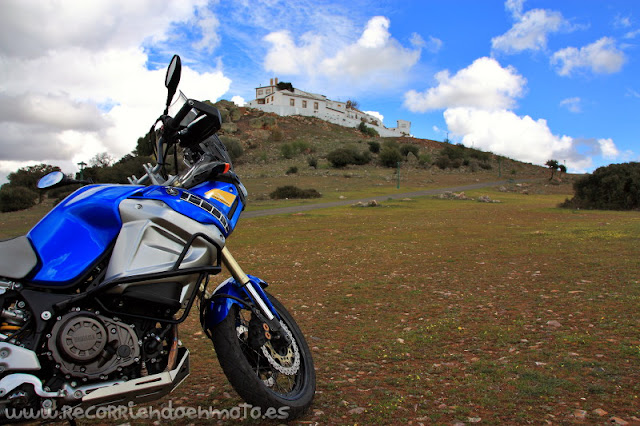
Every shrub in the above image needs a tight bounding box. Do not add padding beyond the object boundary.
[269,127,283,142]
[418,153,432,168]
[286,166,298,175]
[307,157,318,169]
[0,185,38,212]
[327,147,371,168]
[280,140,310,159]
[368,141,381,153]
[270,186,321,200]
[561,162,640,210]
[400,144,419,159]
[441,144,466,161]
[220,137,244,161]
[379,146,403,168]
[280,144,295,159]
[358,121,379,137]
[435,156,451,170]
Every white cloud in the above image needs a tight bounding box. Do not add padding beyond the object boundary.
[627,88,640,99]
[624,29,640,39]
[364,111,384,123]
[0,0,231,182]
[598,138,619,159]
[403,57,526,112]
[404,56,622,172]
[263,30,325,76]
[263,16,421,88]
[505,0,525,18]
[559,97,582,113]
[231,95,246,106]
[613,14,632,29]
[0,0,207,59]
[492,3,569,54]
[443,107,616,172]
[192,7,221,53]
[552,37,626,76]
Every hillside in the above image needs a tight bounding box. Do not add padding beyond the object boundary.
[212,100,566,203]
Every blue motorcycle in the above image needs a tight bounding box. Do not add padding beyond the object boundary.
[0,55,315,421]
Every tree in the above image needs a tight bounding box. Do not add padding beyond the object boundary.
[7,164,61,191]
[561,162,640,210]
[90,152,114,168]
[558,164,567,179]
[545,159,560,180]
[346,100,359,110]
[0,185,38,212]
[134,131,155,157]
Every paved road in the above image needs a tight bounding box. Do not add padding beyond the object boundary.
[242,179,536,218]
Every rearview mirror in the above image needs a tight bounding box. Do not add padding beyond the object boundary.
[165,55,182,111]
[37,171,65,189]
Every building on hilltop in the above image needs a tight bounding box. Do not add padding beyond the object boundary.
[247,78,411,137]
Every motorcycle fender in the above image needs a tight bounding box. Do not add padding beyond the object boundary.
[204,274,275,327]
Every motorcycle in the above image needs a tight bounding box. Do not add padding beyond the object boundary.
[0,55,315,422]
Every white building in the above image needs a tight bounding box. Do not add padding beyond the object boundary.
[247,78,411,137]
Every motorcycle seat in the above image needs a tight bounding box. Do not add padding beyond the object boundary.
[0,236,38,280]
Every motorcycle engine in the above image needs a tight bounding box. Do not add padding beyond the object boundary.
[46,310,140,381]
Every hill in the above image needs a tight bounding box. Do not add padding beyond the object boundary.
[211,101,566,204]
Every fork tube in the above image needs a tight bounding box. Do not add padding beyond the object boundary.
[221,246,275,321]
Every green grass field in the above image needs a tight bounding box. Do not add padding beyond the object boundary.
[1,178,638,424]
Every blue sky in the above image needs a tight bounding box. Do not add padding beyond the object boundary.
[1,0,638,181]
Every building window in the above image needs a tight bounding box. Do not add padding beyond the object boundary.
[314,102,319,109]
[302,100,307,108]
[290,98,295,106]
[266,88,271,94]
[266,98,269,103]
[258,89,263,95]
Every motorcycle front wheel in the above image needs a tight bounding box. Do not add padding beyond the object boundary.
[210,292,315,420]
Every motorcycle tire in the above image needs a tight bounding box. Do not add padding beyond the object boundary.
[210,291,316,420]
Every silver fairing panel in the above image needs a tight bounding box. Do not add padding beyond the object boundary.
[104,199,225,305]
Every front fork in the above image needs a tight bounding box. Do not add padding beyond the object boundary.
[220,247,276,322]
[202,247,287,345]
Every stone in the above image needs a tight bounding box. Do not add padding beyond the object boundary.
[573,409,587,420]
[610,417,628,425]
[348,407,366,415]
[592,408,607,416]
[546,320,562,328]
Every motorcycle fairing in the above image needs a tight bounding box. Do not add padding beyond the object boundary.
[203,275,279,327]
[132,181,243,237]
[27,184,142,285]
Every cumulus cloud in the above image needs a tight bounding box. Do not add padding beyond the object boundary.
[231,95,246,106]
[492,10,567,54]
[598,138,619,159]
[552,37,626,76]
[364,111,384,123]
[492,0,571,54]
[559,97,582,113]
[403,57,526,112]
[263,16,421,88]
[0,0,231,181]
[404,57,622,172]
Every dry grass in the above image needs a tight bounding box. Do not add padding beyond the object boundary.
[3,178,638,424]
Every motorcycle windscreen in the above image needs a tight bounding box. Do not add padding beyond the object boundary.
[27,185,142,285]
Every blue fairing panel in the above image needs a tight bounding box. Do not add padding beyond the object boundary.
[28,184,142,285]
[134,181,244,236]
[204,275,276,327]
